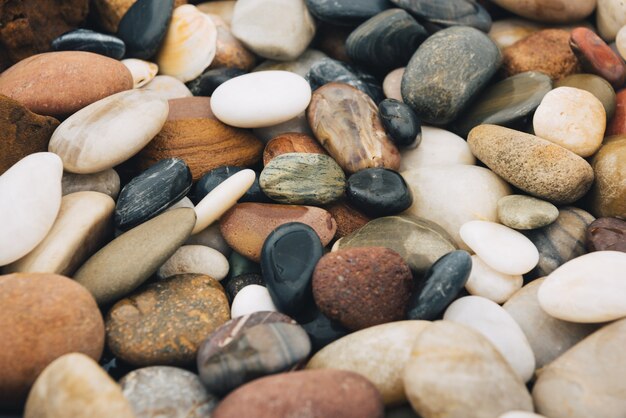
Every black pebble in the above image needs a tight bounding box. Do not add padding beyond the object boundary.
[192,166,268,204]
[116,0,174,59]
[346,168,413,217]
[51,29,126,60]
[379,98,422,148]
[186,68,248,96]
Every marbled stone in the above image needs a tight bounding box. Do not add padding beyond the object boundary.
[401,26,501,125]
[346,168,412,217]
[399,126,475,170]
[0,274,104,407]
[52,29,125,60]
[49,90,169,174]
[490,0,596,23]
[208,14,256,72]
[404,321,533,418]
[308,83,400,173]
[74,208,196,305]
[193,166,265,204]
[466,255,523,304]
[587,217,626,252]
[141,75,193,100]
[389,0,492,32]
[306,58,385,103]
[263,133,327,165]
[120,366,218,418]
[304,0,391,25]
[570,27,626,89]
[186,67,246,96]
[407,250,472,320]
[555,74,617,120]
[498,195,559,230]
[260,153,346,205]
[122,58,158,88]
[62,169,121,199]
[325,200,370,239]
[158,245,229,281]
[590,135,626,218]
[230,284,278,317]
[467,125,594,204]
[378,99,422,148]
[254,49,327,77]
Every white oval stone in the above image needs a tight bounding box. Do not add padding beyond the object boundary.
[157,245,229,281]
[466,255,523,304]
[0,153,63,266]
[230,284,277,318]
[597,0,626,41]
[538,251,626,323]
[141,75,193,100]
[460,220,539,275]
[400,126,476,171]
[444,296,536,382]
[121,58,158,88]
[307,320,430,405]
[210,71,312,128]
[533,87,606,157]
[62,169,121,199]
[49,90,169,174]
[192,169,255,234]
[402,165,511,249]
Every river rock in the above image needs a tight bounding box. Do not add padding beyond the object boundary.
[389,0,492,32]
[307,321,429,405]
[404,321,533,418]
[401,26,501,125]
[0,152,62,266]
[346,168,412,217]
[466,255,523,304]
[497,195,559,230]
[230,284,278,317]
[444,296,536,382]
[378,99,422,148]
[62,169,121,199]
[117,0,174,59]
[142,75,193,100]
[325,200,371,239]
[305,0,390,25]
[52,29,126,60]
[402,165,512,249]
[570,27,626,89]
[263,133,327,165]
[308,82,400,173]
[74,208,196,305]
[587,217,626,252]
[49,90,168,174]
[24,353,134,418]
[220,203,336,262]
[208,15,256,72]
[555,73,617,120]
[254,49,326,76]
[597,0,626,41]
[4,192,114,276]
[0,51,133,118]
[158,245,229,281]
[212,369,384,418]
[306,58,385,103]
[468,124,594,204]
[590,135,626,218]
[400,126,475,170]
[490,0,596,23]
[0,274,104,407]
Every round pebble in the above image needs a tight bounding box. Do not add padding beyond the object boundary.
[346,168,412,217]
[231,284,278,318]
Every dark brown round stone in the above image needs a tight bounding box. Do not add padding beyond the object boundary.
[312,247,413,331]
[587,217,626,252]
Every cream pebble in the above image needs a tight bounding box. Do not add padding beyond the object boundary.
[465,255,523,304]
[121,59,158,88]
[230,285,277,318]
[157,245,229,281]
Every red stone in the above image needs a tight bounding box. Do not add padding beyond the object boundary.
[570,27,626,89]
[607,89,626,136]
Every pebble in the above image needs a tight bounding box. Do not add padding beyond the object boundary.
[570,27,626,89]
[383,67,404,101]
[223,273,265,302]
[305,0,390,25]
[468,124,595,204]
[211,71,312,129]
[74,208,196,305]
[597,0,626,41]
[308,82,400,173]
[254,49,326,77]
[504,278,598,369]
[198,322,310,395]
[490,0,596,23]
[401,26,501,125]
[197,1,236,25]
[186,67,246,96]
[488,18,543,50]
[325,200,371,239]
[141,75,193,100]
[618,25,626,58]
[497,195,559,230]
[389,0,492,32]
[263,133,328,165]
[297,304,350,352]
[156,5,217,82]
[193,166,265,204]
[186,223,231,256]
[253,111,316,143]
[231,0,315,61]
[158,245,229,281]
[208,14,256,72]
[556,73,616,120]
[220,202,337,262]
[121,58,158,88]
[230,284,278,317]
[307,321,430,405]
[444,296,536,382]
[116,0,174,59]
[24,353,134,418]
[0,273,104,407]
[533,87,606,157]
[0,152,63,266]
[115,158,192,230]
[404,321,533,418]
[312,247,414,331]
[590,135,626,218]
[587,217,626,252]
[212,369,384,418]
[261,223,323,315]
[49,90,169,174]
[336,215,457,276]
[120,366,218,418]
[346,168,412,217]
[402,165,512,249]
[307,58,385,103]
[106,273,229,366]
[501,29,581,80]
[524,207,596,278]
[62,169,121,199]
[378,98,422,148]
[51,28,126,60]
[607,90,626,135]
[4,192,114,276]
[407,250,472,320]
[533,317,626,417]
[399,126,475,170]
[465,255,523,304]
[260,153,346,205]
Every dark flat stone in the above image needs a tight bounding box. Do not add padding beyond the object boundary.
[346,168,412,217]
[305,0,391,26]
[51,29,126,60]
[192,166,267,204]
[379,98,422,148]
[186,68,248,96]
[389,0,492,32]
[117,0,174,59]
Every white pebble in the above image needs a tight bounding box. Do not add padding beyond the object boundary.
[230,285,277,318]
[466,255,523,304]
[158,245,229,281]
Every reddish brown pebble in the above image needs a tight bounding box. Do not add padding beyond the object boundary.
[0,51,133,118]
[0,273,104,408]
[136,97,263,181]
[212,369,384,418]
[570,27,626,89]
[312,247,413,331]
[607,89,626,136]
[325,200,371,239]
[208,14,256,71]
[220,202,337,261]
[501,29,581,81]
[263,132,328,166]
[587,217,626,252]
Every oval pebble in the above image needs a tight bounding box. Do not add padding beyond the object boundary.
[465,255,523,304]
[158,245,230,281]
[346,168,412,218]
[497,195,559,230]
[399,126,475,170]
[231,284,278,318]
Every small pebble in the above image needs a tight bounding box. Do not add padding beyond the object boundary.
[497,195,559,230]
[346,168,412,217]
[158,245,230,281]
[230,284,278,318]
[465,255,523,304]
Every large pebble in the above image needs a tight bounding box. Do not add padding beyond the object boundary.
[587,217,626,252]
[399,126,475,170]
[49,90,168,174]
[590,135,626,218]
[497,195,559,230]
[404,321,533,418]
[444,296,536,382]
[158,245,229,281]
[468,124,594,204]
[0,152,62,266]
[490,0,596,23]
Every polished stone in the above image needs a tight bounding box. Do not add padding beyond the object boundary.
[117,0,174,59]
[346,168,412,217]
[51,29,126,60]
[192,166,266,204]
[570,26,626,89]
[306,58,385,103]
[379,98,422,148]
[497,195,559,230]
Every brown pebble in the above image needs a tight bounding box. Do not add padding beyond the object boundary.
[570,27,626,89]
[590,135,626,218]
[325,200,371,239]
[263,132,328,166]
[312,247,413,331]
[207,14,256,71]
[587,217,626,252]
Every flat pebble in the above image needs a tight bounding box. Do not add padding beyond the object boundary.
[230,284,278,318]
[497,195,559,230]
[158,245,229,281]
[465,255,523,304]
